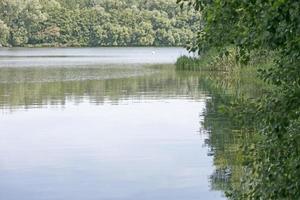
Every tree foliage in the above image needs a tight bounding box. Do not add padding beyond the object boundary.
[0,0,200,47]
[0,19,9,46]
[177,0,300,199]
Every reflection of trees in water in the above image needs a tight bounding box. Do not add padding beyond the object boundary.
[0,66,206,109]
[0,66,255,196]
[210,168,231,191]
[201,94,239,193]
[199,73,258,196]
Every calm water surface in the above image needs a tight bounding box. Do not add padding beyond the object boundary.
[0,48,225,200]
[0,47,191,67]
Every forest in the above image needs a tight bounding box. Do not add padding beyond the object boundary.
[0,0,200,47]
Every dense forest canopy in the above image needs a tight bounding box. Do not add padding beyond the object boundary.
[0,0,200,47]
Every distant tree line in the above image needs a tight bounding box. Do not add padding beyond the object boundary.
[0,0,200,47]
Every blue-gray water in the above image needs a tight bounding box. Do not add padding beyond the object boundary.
[0,47,192,67]
[0,48,225,200]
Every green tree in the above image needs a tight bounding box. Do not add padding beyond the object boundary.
[0,0,200,47]
[11,27,28,46]
[177,0,300,199]
[0,19,9,46]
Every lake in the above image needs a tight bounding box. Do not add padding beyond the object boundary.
[0,47,225,200]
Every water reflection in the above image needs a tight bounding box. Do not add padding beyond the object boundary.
[198,75,255,196]
[0,64,225,200]
[0,66,206,110]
